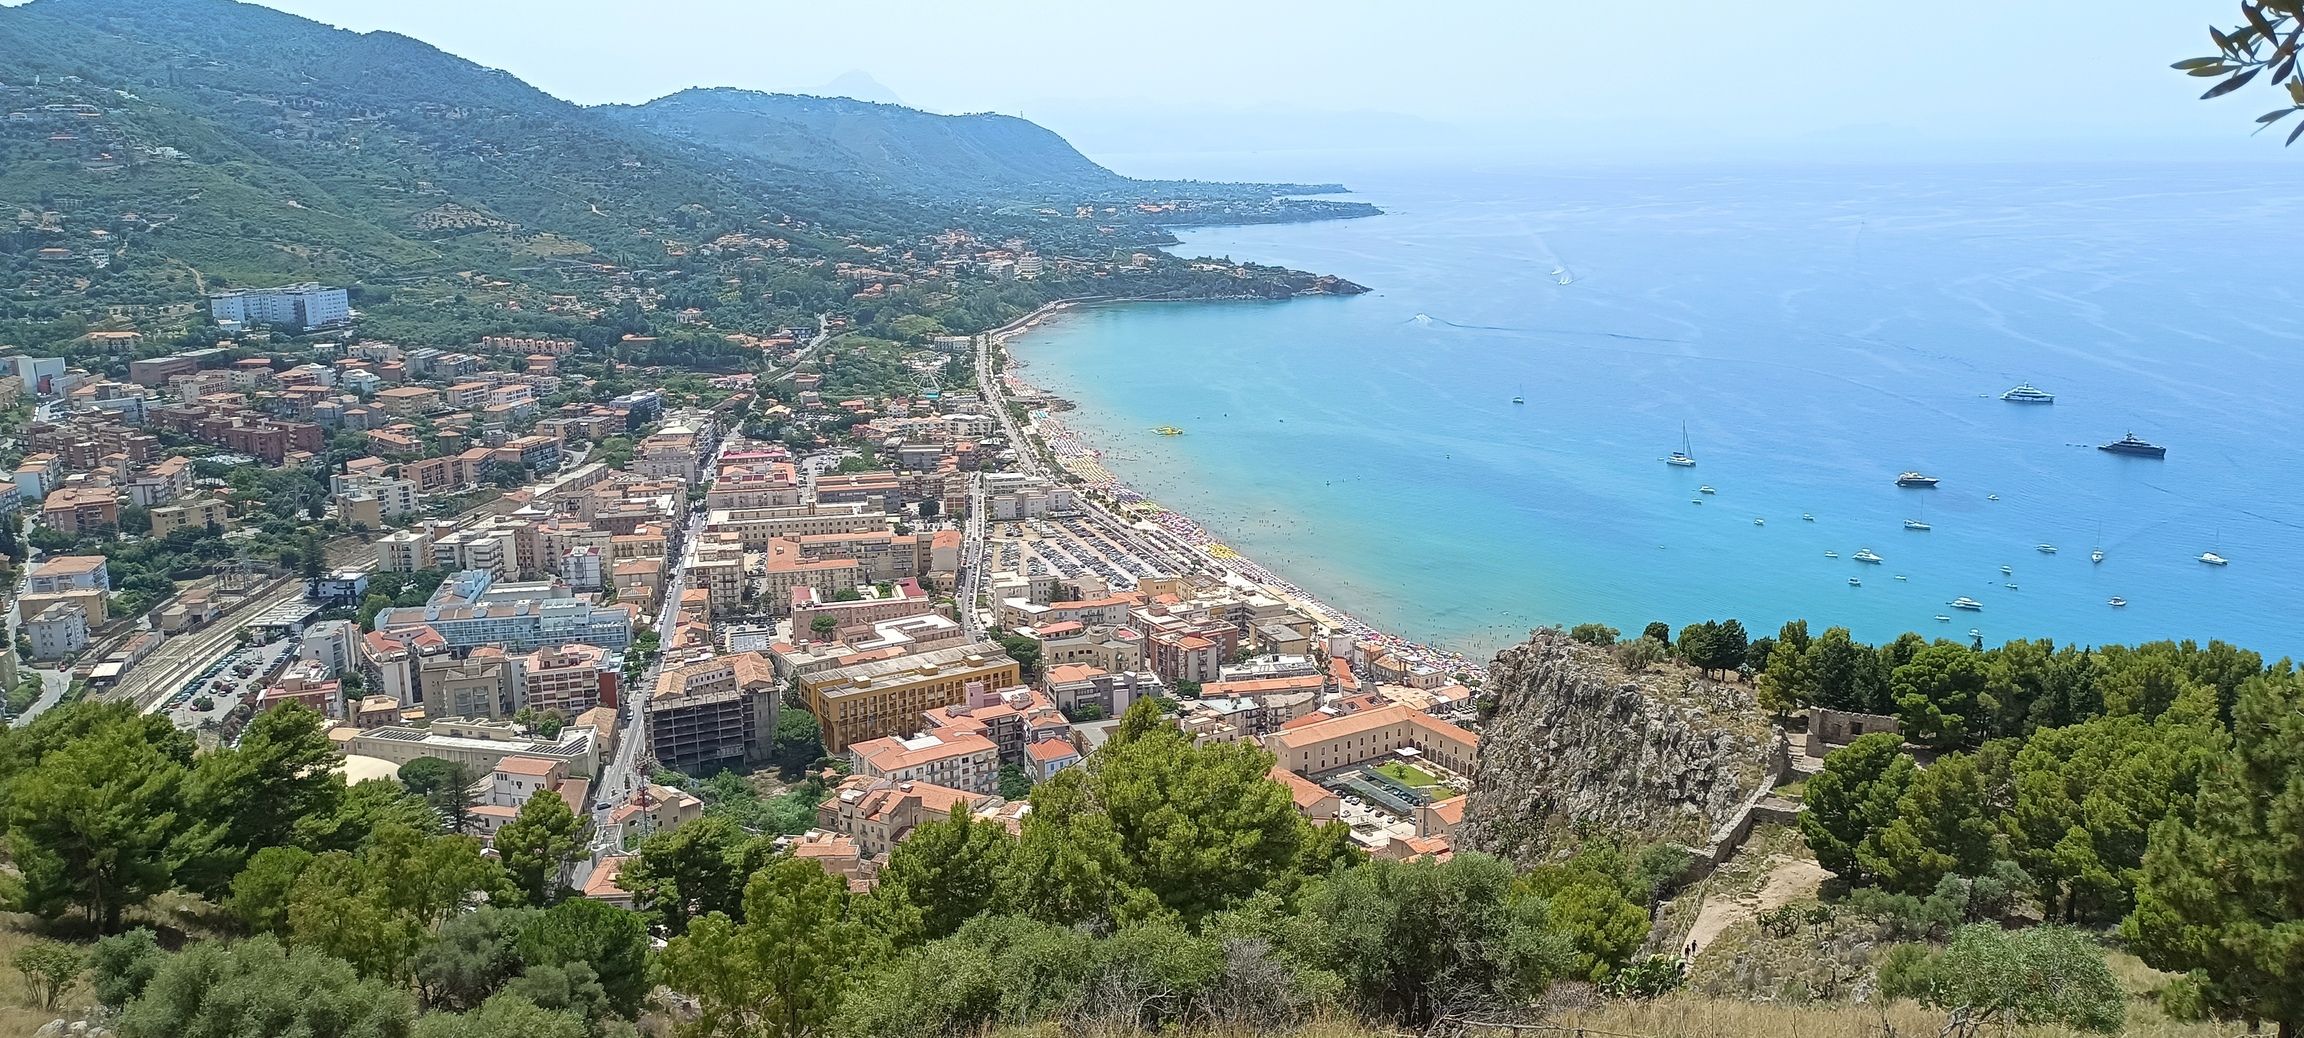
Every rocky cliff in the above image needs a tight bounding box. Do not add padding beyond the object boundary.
[1462,630,1787,863]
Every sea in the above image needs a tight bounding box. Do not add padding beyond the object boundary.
[1005,159,2304,662]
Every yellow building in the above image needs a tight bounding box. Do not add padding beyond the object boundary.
[1261,704,1479,778]
[150,497,230,536]
[801,642,1020,752]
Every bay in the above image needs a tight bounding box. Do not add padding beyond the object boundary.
[1006,160,2304,661]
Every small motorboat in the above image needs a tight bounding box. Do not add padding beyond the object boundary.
[2037,544,2057,554]
[1691,499,1703,505]
[1970,628,1983,638]
[1894,574,1907,581]
[1904,519,1931,531]
[1699,486,1717,495]
[1824,550,1839,558]
[2000,565,2013,574]
[2200,552,2228,566]
[1801,513,1816,522]
[1753,518,1765,526]
[1934,614,1952,622]
[2004,583,2020,590]
[1987,494,2000,501]
[1848,577,1862,586]
[2108,597,2128,607]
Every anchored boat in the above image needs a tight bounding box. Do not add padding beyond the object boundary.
[2098,432,2167,458]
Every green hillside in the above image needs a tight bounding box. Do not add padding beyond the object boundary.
[0,0,1371,361]
[604,88,1134,197]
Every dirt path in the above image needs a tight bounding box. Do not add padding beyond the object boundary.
[1683,855,1829,955]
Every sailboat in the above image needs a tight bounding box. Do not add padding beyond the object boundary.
[1512,383,1525,405]
[1663,423,1696,468]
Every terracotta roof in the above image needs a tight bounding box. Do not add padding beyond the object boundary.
[1269,766,1336,811]
[1025,739,1078,763]
[1044,664,1106,685]
[494,756,560,776]
[587,856,635,899]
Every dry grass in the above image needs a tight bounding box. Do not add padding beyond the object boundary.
[0,914,98,1036]
[1554,989,2252,1038]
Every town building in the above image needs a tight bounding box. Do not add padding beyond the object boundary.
[517,643,619,717]
[1261,704,1480,778]
[847,730,1000,794]
[375,569,634,651]
[338,715,599,778]
[26,602,90,659]
[648,653,779,771]
[208,283,350,331]
[26,555,109,594]
[800,643,1021,753]
[813,775,1003,861]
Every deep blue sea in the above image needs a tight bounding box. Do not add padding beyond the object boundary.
[1007,161,2304,661]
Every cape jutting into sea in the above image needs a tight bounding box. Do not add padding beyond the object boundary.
[1007,160,2304,661]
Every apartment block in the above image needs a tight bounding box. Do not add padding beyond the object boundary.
[518,643,618,716]
[847,730,1000,794]
[800,643,1021,753]
[151,497,230,536]
[648,653,779,771]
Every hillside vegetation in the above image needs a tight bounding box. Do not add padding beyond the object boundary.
[0,0,1370,363]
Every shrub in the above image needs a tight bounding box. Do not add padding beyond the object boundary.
[1922,925,2124,1034]
[1617,636,1670,673]
[1604,954,1685,999]
[1569,623,1619,647]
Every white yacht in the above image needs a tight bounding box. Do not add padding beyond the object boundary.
[2036,544,2057,554]
[1904,519,1931,531]
[1951,597,1984,611]
[1852,549,1883,563]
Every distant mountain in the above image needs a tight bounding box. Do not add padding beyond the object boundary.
[602,88,1134,199]
[0,0,1373,358]
[810,70,904,107]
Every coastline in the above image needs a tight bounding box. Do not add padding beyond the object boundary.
[984,300,1491,683]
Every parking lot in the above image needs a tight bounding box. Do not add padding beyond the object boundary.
[163,637,294,733]
[990,511,1187,590]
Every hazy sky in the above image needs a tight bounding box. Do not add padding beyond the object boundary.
[68,1,2291,160]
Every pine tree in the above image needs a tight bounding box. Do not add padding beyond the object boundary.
[2126,671,2304,1035]
[497,790,585,906]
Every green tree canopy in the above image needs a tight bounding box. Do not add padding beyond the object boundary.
[497,790,585,907]
[117,935,415,1038]
[659,855,875,1038]
[1798,732,1915,883]
[871,803,1015,944]
[2127,668,2304,1034]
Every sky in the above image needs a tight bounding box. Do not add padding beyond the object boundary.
[35,0,2288,164]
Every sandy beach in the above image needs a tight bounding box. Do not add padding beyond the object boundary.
[987,302,1490,684]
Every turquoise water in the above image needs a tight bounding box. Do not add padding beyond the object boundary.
[1007,162,2304,660]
